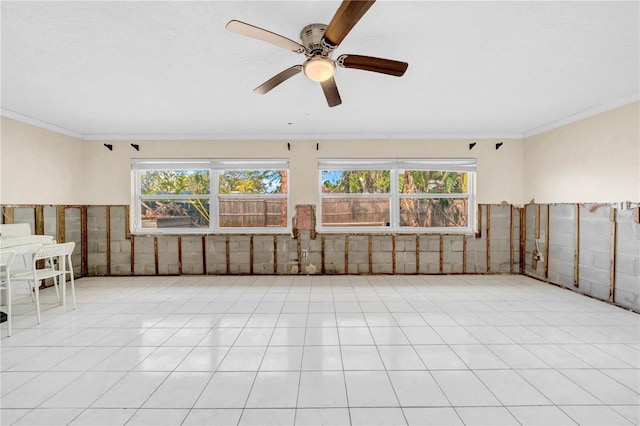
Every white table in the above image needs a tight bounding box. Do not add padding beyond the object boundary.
[0,234,56,307]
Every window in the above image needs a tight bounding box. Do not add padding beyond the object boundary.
[132,159,289,233]
[319,159,475,232]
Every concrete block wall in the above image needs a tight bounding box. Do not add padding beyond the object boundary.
[523,203,640,312]
[157,236,180,275]
[9,202,638,312]
[615,209,640,311]
[206,236,227,275]
[64,208,82,276]
[277,235,299,274]
[578,206,613,302]
[87,206,107,275]
[442,236,463,273]
[118,204,515,277]
[228,236,250,274]
[420,235,443,273]
[489,205,513,273]
[396,235,417,274]
[548,204,575,288]
[525,204,548,280]
[109,206,131,275]
[511,207,521,273]
[133,235,156,275]
[465,204,487,273]
[323,235,346,274]
[12,207,36,233]
[252,235,275,275]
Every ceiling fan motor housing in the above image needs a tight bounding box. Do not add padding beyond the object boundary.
[301,24,332,56]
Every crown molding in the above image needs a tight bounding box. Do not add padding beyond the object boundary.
[522,93,639,138]
[0,108,83,139]
[4,94,638,142]
[81,132,524,141]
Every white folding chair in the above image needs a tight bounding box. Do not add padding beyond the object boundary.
[0,250,16,336]
[11,242,76,325]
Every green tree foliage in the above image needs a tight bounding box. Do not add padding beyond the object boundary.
[140,170,211,223]
[398,170,467,194]
[140,170,210,195]
[322,170,390,194]
[219,170,284,194]
[322,169,469,228]
[399,170,469,227]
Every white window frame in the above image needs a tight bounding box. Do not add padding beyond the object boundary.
[318,158,476,233]
[132,159,290,234]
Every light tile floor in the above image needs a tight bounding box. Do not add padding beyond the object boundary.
[1,274,639,426]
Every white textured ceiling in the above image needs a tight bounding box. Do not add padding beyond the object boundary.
[1,1,638,140]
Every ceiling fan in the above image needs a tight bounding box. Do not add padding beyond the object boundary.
[226,0,408,107]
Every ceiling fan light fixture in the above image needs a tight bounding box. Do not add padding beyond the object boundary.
[303,57,335,82]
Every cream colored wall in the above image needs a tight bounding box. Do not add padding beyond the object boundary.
[524,101,640,203]
[2,115,526,209]
[0,117,85,204]
[82,137,524,208]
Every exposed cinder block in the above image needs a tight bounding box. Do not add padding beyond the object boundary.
[372,262,393,274]
[181,236,204,272]
[420,252,440,274]
[43,206,57,236]
[13,208,35,232]
[398,262,416,274]
[157,237,178,275]
[614,289,640,311]
[324,259,344,274]
[579,265,610,286]
[16,203,640,316]
[588,282,611,301]
[465,237,487,273]
[205,236,227,274]
[398,235,416,252]
[276,236,298,274]
[349,251,368,265]
[252,235,275,275]
[309,237,322,252]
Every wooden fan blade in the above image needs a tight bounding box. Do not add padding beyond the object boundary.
[320,77,342,107]
[254,65,302,94]
[322,0,376,48]
[337,54,408,76]
[226,20,305,53]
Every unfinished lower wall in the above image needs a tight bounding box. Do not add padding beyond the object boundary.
[2,203,519,278]
[525,203,640,312]
[3,202,637,312]
[616,209,640,309]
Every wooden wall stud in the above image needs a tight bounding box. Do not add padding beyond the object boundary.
[486,204,491,273]
[81,206,88,276]
[106,206,111,275]
[344,235,349,274]
[56,206,66,243]
[2,206,15,224]
[415,235,420,274]
[154,236,159,275]
[225,236,230,275]
[392,235,396,274]
[574,204,580,287]
[178,236,183,275]
[544,205,550,279]
[202,236,208,275]
[609,208,617,302]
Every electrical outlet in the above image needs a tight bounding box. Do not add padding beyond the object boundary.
[301,249,308,259]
